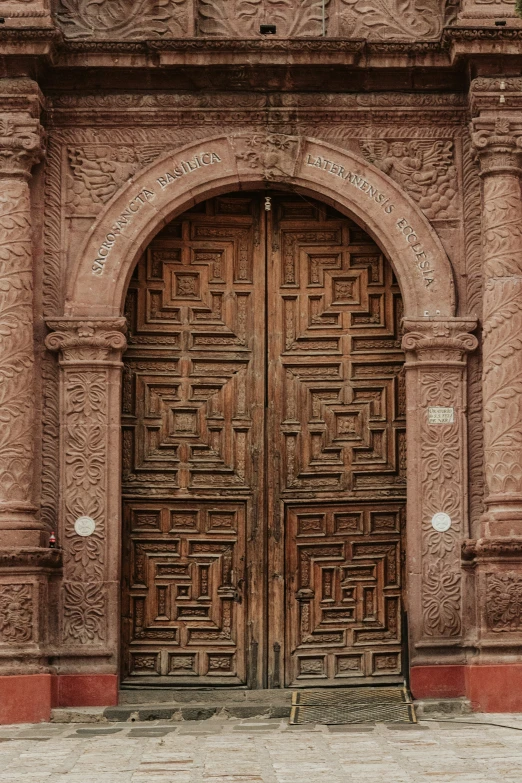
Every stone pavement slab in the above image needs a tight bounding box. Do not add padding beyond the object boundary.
[0,715,521,782]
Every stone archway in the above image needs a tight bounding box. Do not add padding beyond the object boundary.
[65,135,455,319]
[46,136,477,695]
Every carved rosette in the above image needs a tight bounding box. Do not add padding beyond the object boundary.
[402,319,477,652]
[0,88,45,546]
[472,119,522,522]
[45,319,126,651]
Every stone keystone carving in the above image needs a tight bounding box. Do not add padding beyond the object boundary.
[231,133,300,181]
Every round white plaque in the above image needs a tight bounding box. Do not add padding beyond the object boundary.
[74,516,96,537]
[431,512,451,532]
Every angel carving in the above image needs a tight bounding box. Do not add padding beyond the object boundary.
[67,144,165,214]
[360,139,457,220]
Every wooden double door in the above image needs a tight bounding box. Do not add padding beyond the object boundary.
[121,191,406,688]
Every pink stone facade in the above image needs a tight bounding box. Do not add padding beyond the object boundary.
[1,1,522,723]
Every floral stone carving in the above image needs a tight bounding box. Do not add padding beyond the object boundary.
[56,0,189,40]
[486,573,522,632]
[198,0,330,37]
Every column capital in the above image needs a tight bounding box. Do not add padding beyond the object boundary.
[0,79,45,179]
[45,318,127,363]
[471,117,522,177]
[402,318,478,364]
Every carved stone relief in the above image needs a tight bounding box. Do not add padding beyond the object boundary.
[338,0,454,40]
[0,584,33,644]
[54,0,455,40]
[486,572,522,632]
[231,133,300,181]
[198,0,330,37]
[56,0,189,40]
[67,145,165,215]
[360,139,458,220]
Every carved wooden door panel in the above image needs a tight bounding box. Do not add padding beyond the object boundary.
[266,194,406,687]
[121,195,265,685]
[121,191,406,689]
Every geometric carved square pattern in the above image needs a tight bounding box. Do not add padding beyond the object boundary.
[286,503,404,686]
[122,192,405,687]
[123,501,246,683]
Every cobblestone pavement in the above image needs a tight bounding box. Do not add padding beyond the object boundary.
[1,715,522,782]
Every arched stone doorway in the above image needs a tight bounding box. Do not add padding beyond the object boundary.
[121,190,406,688]
[46,136,477,696]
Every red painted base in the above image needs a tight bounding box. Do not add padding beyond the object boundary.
[0,674,52,725]
[466,665,522,713]
[410,665,466,699]
[52,674,118,708]
[411,664,522,712]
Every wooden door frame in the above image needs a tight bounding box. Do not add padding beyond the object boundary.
[49,134,477,687]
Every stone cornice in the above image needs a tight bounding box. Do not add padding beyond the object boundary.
[0,547,62,570]
[2,25,522,68]
[402,318,478,363]
[462,538,522,563]
[470,77,522,114]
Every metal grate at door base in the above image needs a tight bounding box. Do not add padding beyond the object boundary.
[289,686,416,725]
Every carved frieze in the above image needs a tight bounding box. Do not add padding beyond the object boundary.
[198,0,330,37]
[54,0,455,41]
[338,0,453,40]
[56,0,189,40]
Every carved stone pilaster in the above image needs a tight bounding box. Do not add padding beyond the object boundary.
[402,318,477,663]
[0,80,45,549]
[45,319,126,664]
[471,116,522,535]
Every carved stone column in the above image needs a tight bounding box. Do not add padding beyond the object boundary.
[402,319,477,666]
[472,118,522,535]
[464,111,522,661]
[45,319,126,671]
[0,80,45,547]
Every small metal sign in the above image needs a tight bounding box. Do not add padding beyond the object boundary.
[74,516,96,537]
[428,407,454,424]
[431,512,451,532]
